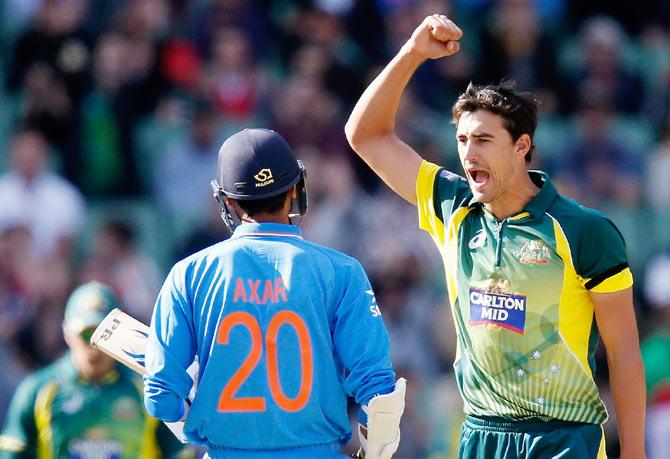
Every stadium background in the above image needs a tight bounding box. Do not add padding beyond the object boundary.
[0,0,669,457]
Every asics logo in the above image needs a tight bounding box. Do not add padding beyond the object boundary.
[468,229,486,249]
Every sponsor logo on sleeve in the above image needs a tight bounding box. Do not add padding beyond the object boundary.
[439,169,465,182]
[469,288,527,334]
[367,290,381,317]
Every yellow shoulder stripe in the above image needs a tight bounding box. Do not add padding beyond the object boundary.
[588,268,633,293]
[416,160,443,242]
[34,381,59,459]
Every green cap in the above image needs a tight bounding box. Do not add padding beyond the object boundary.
[63,282,119,333]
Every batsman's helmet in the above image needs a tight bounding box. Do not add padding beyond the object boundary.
[211,128,307,231]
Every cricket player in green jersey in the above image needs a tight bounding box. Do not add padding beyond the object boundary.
[345,14,646,459]
[0,282,189,459]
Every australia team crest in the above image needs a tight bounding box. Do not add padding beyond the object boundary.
[517,240,551,265]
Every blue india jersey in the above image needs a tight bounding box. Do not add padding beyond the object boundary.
[144,223,395,454]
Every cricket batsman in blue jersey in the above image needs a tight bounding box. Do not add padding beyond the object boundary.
[143,128,406,459]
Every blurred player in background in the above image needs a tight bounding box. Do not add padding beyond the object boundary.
[143,128,406,458]
[346,14,645,459]
[0,281,189,458]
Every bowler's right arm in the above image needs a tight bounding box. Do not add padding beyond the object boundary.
[345,14,462,204]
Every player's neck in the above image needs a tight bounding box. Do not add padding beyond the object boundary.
[484,171,540,221]
[76,362,117,384]
[240,197,292,225]
[241,213,290,225]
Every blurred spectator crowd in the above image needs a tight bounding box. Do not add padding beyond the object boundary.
[0,0,670,457]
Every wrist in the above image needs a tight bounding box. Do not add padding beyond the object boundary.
[179,399,190,421]
[399,42,429,65]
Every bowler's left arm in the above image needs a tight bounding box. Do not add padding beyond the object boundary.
[592,287,646,459]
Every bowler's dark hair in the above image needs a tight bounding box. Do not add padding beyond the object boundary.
[452,82,539,164]
[236,190,290,216]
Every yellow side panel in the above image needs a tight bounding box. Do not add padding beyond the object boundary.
[598,426,607,459]
[551,218,595,377]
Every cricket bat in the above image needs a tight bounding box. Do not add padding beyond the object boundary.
[90,308,150,375]
[90,308,198,442]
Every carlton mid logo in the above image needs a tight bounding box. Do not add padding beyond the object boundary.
[254,168,274,187]
[469,288,527,334]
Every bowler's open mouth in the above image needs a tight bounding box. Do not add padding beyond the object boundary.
[468,169,490,185]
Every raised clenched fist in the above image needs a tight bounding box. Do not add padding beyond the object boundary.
[405,14,463,60]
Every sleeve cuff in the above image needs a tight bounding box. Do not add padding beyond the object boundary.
[588,267,634,293]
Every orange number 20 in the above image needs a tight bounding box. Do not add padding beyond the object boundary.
[216,310,313,413]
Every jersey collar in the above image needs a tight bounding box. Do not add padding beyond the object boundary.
[468,170,557,222]
[524,171,558,220]
[231,222,303,239]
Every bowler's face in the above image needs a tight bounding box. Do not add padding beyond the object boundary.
[65,326,116,379]
[456,110,518,204]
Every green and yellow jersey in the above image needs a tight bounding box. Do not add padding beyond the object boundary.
[416,161,633,425]
[0,355,185,459]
